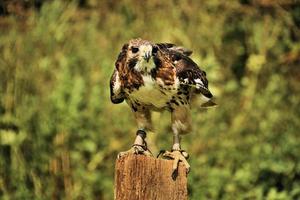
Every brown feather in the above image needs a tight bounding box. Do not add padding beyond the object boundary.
[115,43,144,91]
[156,43,193,56]
[152,51,176,86]
[158,47,212,98]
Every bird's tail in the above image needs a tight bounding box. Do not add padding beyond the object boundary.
[199,95,218,108]
[200,99,218,108]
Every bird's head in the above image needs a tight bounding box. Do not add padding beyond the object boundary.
[126,38,159,73]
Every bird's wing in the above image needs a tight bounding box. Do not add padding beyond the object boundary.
[109,44,128,104]
[156,43,193,56]
[159,48,213,98]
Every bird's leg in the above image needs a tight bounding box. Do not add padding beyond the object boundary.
[118,107,153,158]
[162,130,190,174]
[118,129,153,158]
[132,129,152,156]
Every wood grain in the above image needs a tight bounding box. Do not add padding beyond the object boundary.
[114,154,188,200]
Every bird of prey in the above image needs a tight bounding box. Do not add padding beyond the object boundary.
[110,38,215,173]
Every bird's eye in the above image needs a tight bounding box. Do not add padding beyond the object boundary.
[131,47,139,53]
[152,46,158,54]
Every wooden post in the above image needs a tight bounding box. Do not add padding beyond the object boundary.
[114,154,188,200]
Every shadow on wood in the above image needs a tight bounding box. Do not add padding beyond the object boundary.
[114,154,188,200]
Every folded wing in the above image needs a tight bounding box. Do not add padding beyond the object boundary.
[157,44,213,98]
[109,44,128,104]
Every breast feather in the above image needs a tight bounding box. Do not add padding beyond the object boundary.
[129,75,176,108]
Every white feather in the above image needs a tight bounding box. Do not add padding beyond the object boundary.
[129,75,178,108]
[200,94,211,102]
[113,71,121,94]
[194,78,203,85]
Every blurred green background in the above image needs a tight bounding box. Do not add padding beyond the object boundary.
[0,0,300,199]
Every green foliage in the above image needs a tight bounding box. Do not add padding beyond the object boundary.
[0,0,299,199]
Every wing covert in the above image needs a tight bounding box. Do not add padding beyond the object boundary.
[163,50,213,98]
[156,43,193,56]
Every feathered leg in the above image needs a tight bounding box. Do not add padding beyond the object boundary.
[162,106,191,174]
[118,106,153,158]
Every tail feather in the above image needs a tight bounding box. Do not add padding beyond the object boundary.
[200,100,218,108]
[199,94,218,108]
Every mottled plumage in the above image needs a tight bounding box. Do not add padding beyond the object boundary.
[110,38,214,173]
[110,39,212,109]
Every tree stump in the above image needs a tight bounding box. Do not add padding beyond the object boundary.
[114,154,188,200]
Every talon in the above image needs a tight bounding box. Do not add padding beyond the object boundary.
[118,144,153,158]
[162,150,190,175]
[118,130,153,158]
[157,150,166,158]
[181,151,189,159]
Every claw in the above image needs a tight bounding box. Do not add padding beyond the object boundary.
[162,150,190,175]
[117,144,153,159]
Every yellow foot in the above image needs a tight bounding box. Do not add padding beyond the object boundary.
[117,144,153,159]
[162,150,190,174]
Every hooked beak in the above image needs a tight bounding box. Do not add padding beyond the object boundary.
[143,51,151,62]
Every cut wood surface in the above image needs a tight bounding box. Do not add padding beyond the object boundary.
[114,154,188,200]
